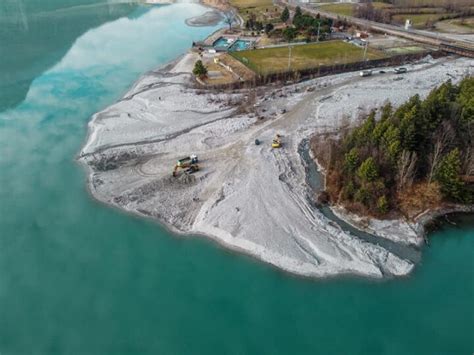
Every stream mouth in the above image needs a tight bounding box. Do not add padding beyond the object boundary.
[298,139,421,265]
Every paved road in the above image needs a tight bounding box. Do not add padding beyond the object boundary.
[276,0,474,56]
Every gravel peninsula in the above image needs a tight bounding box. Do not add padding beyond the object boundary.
[79,51,472,278]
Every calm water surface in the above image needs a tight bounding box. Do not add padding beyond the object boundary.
[0,2,473,354]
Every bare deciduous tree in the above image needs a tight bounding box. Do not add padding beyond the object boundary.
[428,122,454,183]
[397,150,417,192]
[464,146,474,176]
[224,11,235,30]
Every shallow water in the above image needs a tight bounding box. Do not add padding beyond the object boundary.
[0,2,473,354]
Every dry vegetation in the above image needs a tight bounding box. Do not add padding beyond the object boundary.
[391,0,473,8]
[218,54,256,81]
[397,182,442,218]
[347,0,474,29]
[229,0,279,22]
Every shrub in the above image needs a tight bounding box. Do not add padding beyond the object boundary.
[377,195,389,214]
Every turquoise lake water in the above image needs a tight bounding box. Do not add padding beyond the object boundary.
[0,2,473,354]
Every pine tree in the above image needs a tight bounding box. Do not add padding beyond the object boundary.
[282,26,297,42]
[357,157,379,183]
[293,6,302,26]
[344,148,359,173]
[382,124,401,161]
[281,7,290,23]
[294,6,302,18]
[380,102,393,121]
[192,60,208,78]
[355,187,370,205]
[457,77,474,125]
[435,148,464,202]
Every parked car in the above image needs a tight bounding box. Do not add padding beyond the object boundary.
[394,67,408,74]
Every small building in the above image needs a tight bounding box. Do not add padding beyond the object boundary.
[356,31,369,39]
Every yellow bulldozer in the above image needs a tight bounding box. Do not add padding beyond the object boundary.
[272,134,282,148]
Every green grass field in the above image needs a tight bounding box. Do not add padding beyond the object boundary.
[231,41,385,75]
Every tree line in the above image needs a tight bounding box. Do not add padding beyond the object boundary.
[354,0,473,25]
[388,0,473,9]
[312,78,474,217]
[280,6,332,42]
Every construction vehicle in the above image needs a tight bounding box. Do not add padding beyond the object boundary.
[176,154,198,167]
[173,154,199,177]
[173,164,199,177]
[272,134,282,148]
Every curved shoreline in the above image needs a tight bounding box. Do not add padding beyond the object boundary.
[185,10,224,27]
[307,129,474,250]
[78,24,473,279]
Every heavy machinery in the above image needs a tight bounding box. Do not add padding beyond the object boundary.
[173,155,199,177]
[272,134,282,148]
[173,164,199,177]
[177,154,198,167]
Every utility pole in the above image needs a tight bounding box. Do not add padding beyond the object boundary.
[363,40,369,61]
[288,45,293,71]
[317,21,321,42]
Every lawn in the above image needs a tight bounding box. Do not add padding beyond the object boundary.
[392,13,446,28]
[230,0,273,8]
[319,3,355,17]
[229,0,278,22]
[385,46,426,55]
[319,2,391,17]
[452,17,474,30]
[231,41,385,75]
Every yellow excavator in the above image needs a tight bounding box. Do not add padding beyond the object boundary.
[172,154,199,177]
[272,134,282,148]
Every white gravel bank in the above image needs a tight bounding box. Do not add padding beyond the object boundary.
[80,55,473,278]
